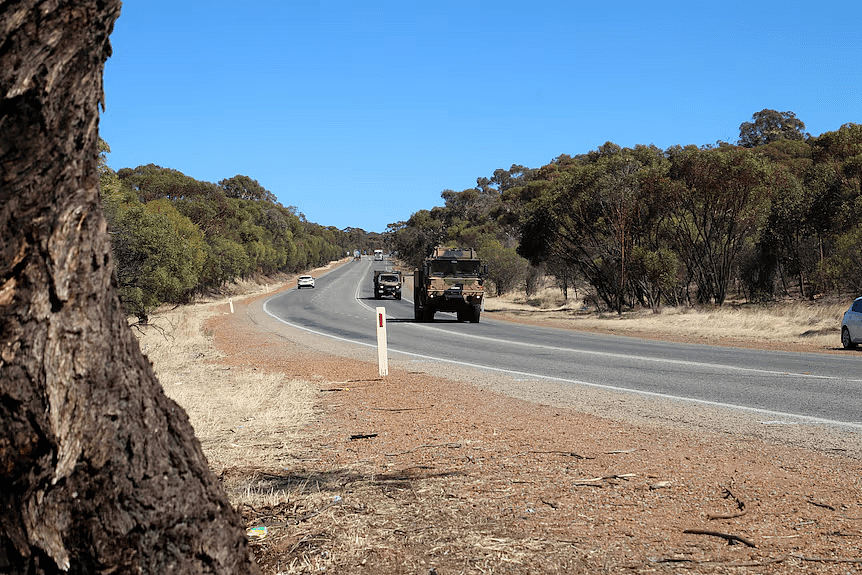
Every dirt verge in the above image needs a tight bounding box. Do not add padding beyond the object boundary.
[207,280,862,574]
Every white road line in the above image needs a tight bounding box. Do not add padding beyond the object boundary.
[262,291,862,431]
[359,286,849,382]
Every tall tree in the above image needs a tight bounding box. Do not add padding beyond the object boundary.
[219,174,277,202]
[0,2,258,573]
[666,147,771,305]
[738,109,807,148]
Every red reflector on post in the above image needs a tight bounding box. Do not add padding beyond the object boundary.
[379,313,383,328]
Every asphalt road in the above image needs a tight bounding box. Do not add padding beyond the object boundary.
[263,258,862,430]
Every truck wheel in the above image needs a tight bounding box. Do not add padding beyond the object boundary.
[414,303,422,321]
[374,292,381,299]
[470,306,481,323]
[423,308,435,322]
[456,309,467,322]
[395,291,401,300]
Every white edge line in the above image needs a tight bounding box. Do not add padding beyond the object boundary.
[262,291,862,432]
[357,278,848,382]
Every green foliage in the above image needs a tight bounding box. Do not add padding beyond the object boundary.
[627,246,680,308]
[110,199,206,320]
[386,209,446,268]
[117,164,219,201]
[388,113,862,305]
[219,174,277,202]
[821,226,862,295]
[98,154,361,317]
[479,244,531,296]
[201,236,251,287]
[738,109,807,148]
[665,146,771,305]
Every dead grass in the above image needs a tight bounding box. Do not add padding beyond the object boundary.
[135,270,862,573]
[484,283,847,351]
[133,279,318,509]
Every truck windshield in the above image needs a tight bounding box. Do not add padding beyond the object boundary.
[430,261,480,276]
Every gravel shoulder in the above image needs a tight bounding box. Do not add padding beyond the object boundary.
[208,279,862,574]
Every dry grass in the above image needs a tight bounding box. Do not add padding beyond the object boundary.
[484,282,848,351]
[133,282,317,509]
[132,270,861,574]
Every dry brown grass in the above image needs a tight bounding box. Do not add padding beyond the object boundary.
[133,281,318,509]
[134,270,860,573]
[484,282,848,351]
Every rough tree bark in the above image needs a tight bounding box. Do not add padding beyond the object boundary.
[0,2,259,573]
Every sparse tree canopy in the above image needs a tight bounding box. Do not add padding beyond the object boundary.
[738,109,807,147]
[219,174,278,202]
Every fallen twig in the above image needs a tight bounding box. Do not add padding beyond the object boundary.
[574,473,636,486]
[792,554,862,564]
[295,499,342,524]
[349,433,378,440]
[721,485,746,510]
[707,510,747,520]
[806,499,835,511]
[371,406,432,412]
[683,529,756,548]
[528,450,592,459]
[707,482,747,520]
[385,442,461,456]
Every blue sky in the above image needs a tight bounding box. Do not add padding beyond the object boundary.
[100,1,862,233]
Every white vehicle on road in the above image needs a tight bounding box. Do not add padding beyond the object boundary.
[297,275,315,289]
[841,296,862,349]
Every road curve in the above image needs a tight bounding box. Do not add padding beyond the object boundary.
[263,258,862,430]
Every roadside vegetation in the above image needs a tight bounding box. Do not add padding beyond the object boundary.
[101,109,862,328]
[133,278,319,508]
[140,276,851,504]
[484,279,846,352]
[97,144,382,323]
[136,276,858,573]
[386,111,862,313]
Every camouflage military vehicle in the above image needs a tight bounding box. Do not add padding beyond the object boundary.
[414,247,486,323]
[373,270,402,300]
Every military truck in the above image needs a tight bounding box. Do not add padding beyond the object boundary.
[373,270,402,300]
[413,247,486,323]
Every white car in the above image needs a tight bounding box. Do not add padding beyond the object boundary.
[297,275,315,289]
[841,296,862,349]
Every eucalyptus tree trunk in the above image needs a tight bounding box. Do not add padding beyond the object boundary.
[0,2,258,573]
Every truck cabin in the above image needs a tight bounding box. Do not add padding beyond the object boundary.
[429,259,482,277]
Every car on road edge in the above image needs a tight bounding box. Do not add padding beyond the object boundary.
[841,296,862,349]
[297,275,315,289]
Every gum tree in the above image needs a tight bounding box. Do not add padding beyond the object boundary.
[0,2,258,573]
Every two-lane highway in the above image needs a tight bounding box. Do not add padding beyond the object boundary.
[264,258,862,429]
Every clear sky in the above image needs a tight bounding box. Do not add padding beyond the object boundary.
[100,1,862,233]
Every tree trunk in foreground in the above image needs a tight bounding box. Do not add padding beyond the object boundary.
[0,2,259,573]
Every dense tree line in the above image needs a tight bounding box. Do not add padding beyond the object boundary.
[98,143,378,320]
[386,111,862,310]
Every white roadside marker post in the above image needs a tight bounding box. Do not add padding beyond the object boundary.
[376,306,389,377]
[229,298,234,314]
